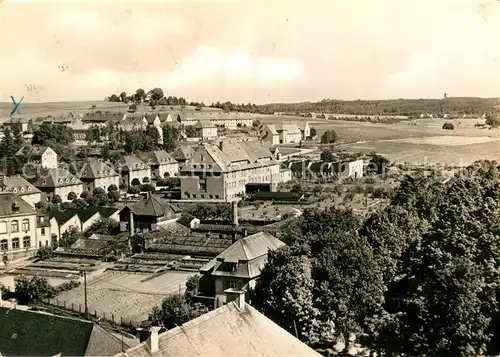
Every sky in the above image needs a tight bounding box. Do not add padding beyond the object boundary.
[1,0,500,104]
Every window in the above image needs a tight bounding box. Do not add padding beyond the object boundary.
[193,194,196,198]
[0,239,7,251]
[41,228,46,236]
[22,219,29,231]
[39,241,42,248]
[11,220,19,233]
[228,280,238,289]
[209,194,213,199]
[12,238,19,250]
[40,216,44,223]
[23,236,30,248]
[215,195,219,199]
[0,222,7,234]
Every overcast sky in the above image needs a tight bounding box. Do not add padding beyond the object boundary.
[1,0,500,103]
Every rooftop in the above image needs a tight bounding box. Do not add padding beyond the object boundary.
[0,193,35,217]
[127,195,182,217]
[78,158,119,179]
[33,168,82,188]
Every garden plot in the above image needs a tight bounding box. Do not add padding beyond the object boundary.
[56,270,194,324]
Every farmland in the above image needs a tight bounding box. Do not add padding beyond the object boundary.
[56,270,194,324]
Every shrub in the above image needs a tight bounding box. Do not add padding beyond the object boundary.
[143,177,150,183]
[442,122,454,130]
[131,178,141,186]
[14,275,56,304]
[35,201,48,210]
[140,183,155,192]
[108,190,121,202]
[51,195,62,204]
[67,191,77,200]
[93,187,106,196]
[35,246,53,261]
[107,184,118,192]
[74,198,88,209]
[127,186,141,194]
[60,201,77,211]
[80,191,90,199]
[56,280,81,293]
[119,182,128,190]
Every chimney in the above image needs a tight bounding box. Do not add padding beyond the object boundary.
[232,201,238,226]
[12,201,20,212]
[237,291,246,309]
[242,228,248,237]
[218,141,223,151]
[129,210,135,236]
[146,326,161,353]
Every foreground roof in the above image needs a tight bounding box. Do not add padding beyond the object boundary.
[0,193,35,217]
[0,307,126,357]
[128,195,182,217]
[114,301,320,357]
[1,176,41,195]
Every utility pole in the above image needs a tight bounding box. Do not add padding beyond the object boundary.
[83,270,88,315]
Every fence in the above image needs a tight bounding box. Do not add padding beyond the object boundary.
[41,297,137,329]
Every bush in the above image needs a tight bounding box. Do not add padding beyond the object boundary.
[127,186,141,194]
[56,280,81,293]
[60,201,77,211]
[14,275,56,304]
[321,130,338,144]
[108,190,121,202]
[74,198,88,209]
[131,178,141,186]
[143,177,150,183]
[107,184,118,192]
[51,195,62,204]
[35,246,53,261]
[80,191,90,199]
[139,183,155,192]
[442,122,454,130]
[67,191,77,200]
[93,187,106,196]
[35,201,48,210]
[86,195,98,206]
[119,182,128,190]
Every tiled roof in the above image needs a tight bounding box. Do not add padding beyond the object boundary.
[2,176,41,195]
[171,146,195,161]
[144,114,159,124]
[128,195,181,217]
[0,193,35,217]
[49,210,78,225]
[15,145,52,158]
[33,168,82,188]
[264,124,279,135]
[113,301,320,357]
[139,150,177,166]
[0,307,126,357]
[81,114,115,123]
[51,206,119,225]
[116,155,149,171]
[79,158,119,179]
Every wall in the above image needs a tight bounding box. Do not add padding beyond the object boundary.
[50,215,81,241]
[41,149,58,169]
[19,192,42,208]
[94,176,120,192]
[157,163,179,179]
[81,212,101,232]
[0,214,38,260]
[128,168,151,185]
[280,169,292,183]
[36,226,51,248]
[55,184,84,202]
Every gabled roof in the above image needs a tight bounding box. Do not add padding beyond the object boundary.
[0,307,126,357]
[15,145,53,158]
[1,176,41,195]
[78,158,119,179]
[113,301,320,357]
[265,124,279,135]
[0,193,35,217]
[128,195,182,217]
[139,150,177,166]
[81,114,112,123]
[195,120,216,128]
[49,210,79,226]
[144,114,159,124]
[33,168,82,188]
[216,232,284,262]
[276,123,301,135]
[171,146,195,161]
[51,206,119,225]
[116,155,149,171]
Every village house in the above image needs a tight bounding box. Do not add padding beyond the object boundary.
[15,145,58,169]
[144,114,164,144]
[194,120,218,141]
[171,146,195,163]
[119,194,182,233]
[138,150,179,180]
[111,294,320,357]
[68,116,108,144]
[173,112,254,129]
[116,155,151,186]
[33,168,84,202]
[179,140,281,201]
[198,231,285,308]
[0,307,126,357]
[0,193,38,261]
[36,213,51,248]
[3,117,30,133]
[286,158,364,180]
[298,121,311,140]
[1,174,42,207]
[261,123,303,144]
[78,158,120,193]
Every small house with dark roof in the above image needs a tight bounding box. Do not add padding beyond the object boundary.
[198,231,285,308]
[0,306,127,357]
[0,174,42,207]
[34,168,84,202]
[15,145,57,169]
[78,158,120,193]
[0,193,38,260]
[119,194,182,233]
[138,150,178,180]
[115,155,151,186]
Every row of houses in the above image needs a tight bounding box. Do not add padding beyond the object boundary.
[260,122,310,144]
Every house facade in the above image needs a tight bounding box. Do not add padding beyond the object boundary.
[261,123,303,144]
[15,145,58,169]
[0,193,38,261]
[179,140,281,201]
[78,158,120,192]
[286,158,364,180]
[116,155,151,186]
[33,168,84,202]
[195,121,218,141]
[139,151,179,180]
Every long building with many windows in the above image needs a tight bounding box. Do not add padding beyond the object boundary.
[179,140,282,201]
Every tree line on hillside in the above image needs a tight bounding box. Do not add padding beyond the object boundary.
[254,97,500,118]
[107,88,203,108]
[249,160,500,356]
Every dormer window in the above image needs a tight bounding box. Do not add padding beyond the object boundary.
[13,188,17,193]
[28,186,32,191]
[65,178,69,183]
[71,177,75,182]
[98,171,102,176]
[20,187,25,193]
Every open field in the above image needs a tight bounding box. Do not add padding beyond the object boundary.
[56,270,194,324]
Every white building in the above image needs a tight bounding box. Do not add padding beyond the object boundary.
[15,145,58,169]
[116,155,151,186]
[1,175,42,207]
[33,168,84,202]
[139,151,179,180]
[261,123,303,145]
